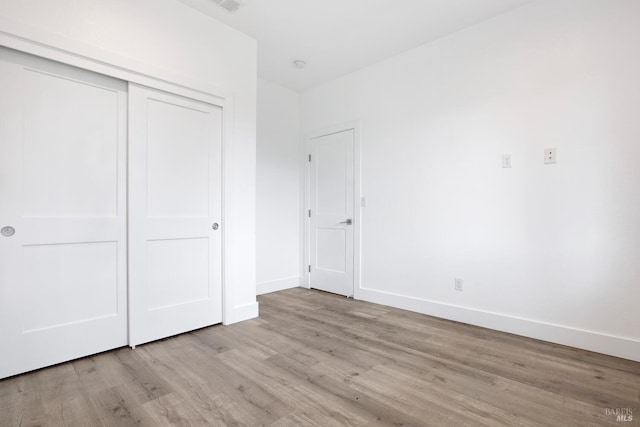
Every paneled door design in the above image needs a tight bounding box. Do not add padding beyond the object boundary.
[309,129,355,297]
[0,48,128,379]
[128,84,223,346]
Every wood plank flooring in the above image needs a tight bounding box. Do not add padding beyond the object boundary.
[1,288,638,426]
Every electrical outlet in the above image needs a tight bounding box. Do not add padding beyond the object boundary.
[454,277,464,291]
[544,148,557,164]
[502,154,512,168]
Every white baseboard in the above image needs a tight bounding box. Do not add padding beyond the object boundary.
[257,276,302,295]
[356,287,640,362]
[231,301,259,324]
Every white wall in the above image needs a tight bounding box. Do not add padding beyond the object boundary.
[256,79,303,294]
[0,0,259,323]
[302,0,640,361]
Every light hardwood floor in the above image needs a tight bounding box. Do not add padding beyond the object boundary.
[1,288,638,426]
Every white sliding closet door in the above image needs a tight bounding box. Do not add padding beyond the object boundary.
[128,84,223,346]
[0,48,128,379]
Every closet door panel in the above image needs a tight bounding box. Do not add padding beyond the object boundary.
[0,48,127,379]
[128,84,223,346]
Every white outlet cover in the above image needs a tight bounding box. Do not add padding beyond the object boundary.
[544,148,557,164]
[454,277,464,291]
[502,154,512,168]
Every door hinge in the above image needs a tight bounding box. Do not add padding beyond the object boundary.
[308,265,311,273]
[308,209,311,217]
[308,154,311,162]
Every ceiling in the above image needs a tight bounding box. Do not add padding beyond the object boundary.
[179,0,534,92]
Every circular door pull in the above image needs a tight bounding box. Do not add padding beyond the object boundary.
[212,223,219,230]
[1,226,15,237]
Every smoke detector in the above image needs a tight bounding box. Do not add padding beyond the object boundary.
[211,0,242,13]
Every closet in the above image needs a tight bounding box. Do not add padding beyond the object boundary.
[0,47,223,379]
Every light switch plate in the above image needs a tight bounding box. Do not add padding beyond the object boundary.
[502,154,512,168]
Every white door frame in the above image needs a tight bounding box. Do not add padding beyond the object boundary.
[303,121,362,299]
[0,31,236,327]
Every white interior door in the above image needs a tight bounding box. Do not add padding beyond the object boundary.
[309,129,355,297]
[129,84,223,346]
[0,48,128,379]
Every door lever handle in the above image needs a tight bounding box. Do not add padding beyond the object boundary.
[339,219,352,225]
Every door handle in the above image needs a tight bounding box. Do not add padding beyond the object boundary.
[339,219,352,225]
